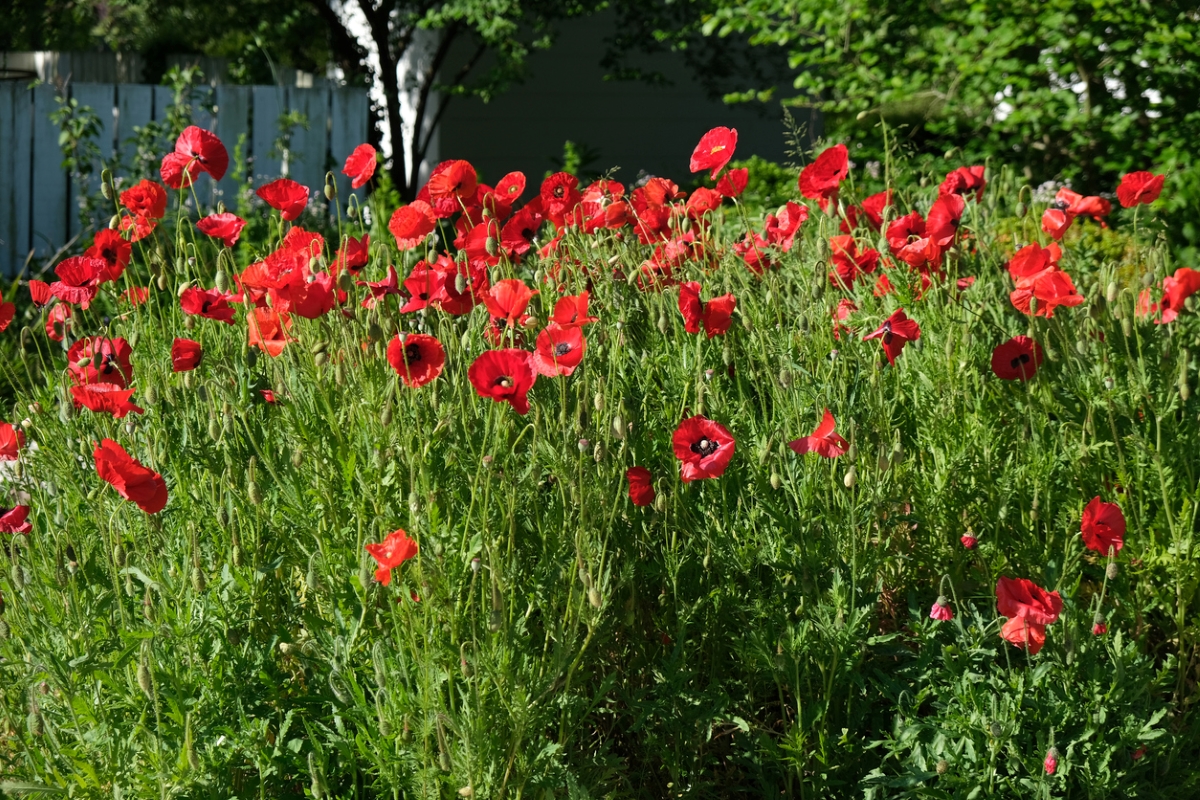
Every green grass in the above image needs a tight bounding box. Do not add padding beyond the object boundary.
[0,153,1197,800]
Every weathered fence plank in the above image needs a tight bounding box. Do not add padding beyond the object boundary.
[116,84,153,176]
[289,88,330,202]
[31,84,69,259]
[68,83,116,238]
[214,85,250,204]
[251,86,285,183]
[330,87,371,208]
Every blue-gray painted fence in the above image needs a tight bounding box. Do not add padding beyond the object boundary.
[0,82,370,276]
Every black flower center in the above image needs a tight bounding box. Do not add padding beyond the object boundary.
[1011,352,1031,369]
[691,437,718,457]
[554,343,571,357]
[553,186,565,199]
[494,375,512,389]
[405,343,422,363]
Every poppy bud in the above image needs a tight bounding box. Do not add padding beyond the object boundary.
[1015,202,1027,219]
[843,466,857,488]
[778,369,793,388]
[593,441,605,463]
[1121,318,1132,338]
[28,708,44,737]
[324,184,336,203]
[207,416,220,442]
[936,759,949,775]
[380,402,393,427]
[1104,376,1114,390]
[654,493,667,512]
[588,587,602,608]
[101,168,113,199]
[989,722,1003,738]
[191,566,206,593]
[484,236,499,257]
[657,312,669,335]
[1044,747,1058,775]
[846,443,857,463]
[578,438,590,453]
[877,453,890,472]
[1106,281,1119,304]
[315,351,328,368]
[156,273,168,291]
[770,472,782,490]
[137,657,154,699]
[11,563,25,590]
[248,480,263,506]
[108,213,120,230]
[214,269,229,293]
[335,362,346,386]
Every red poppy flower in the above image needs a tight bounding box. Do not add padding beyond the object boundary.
[175,126,229,182]
[929,598,954,621]
[0,505,31,534]
[159,151,201,189]
[1010,268,1084,318]
[540,172,582,226]
[685,187,724,219]
[50,256,105,308]
[996,576,1062,625]
[764,202,808,252]
[273,273,336,320]
[333,235,370,275]
[864,308,920,365]
[1041,208,1073,240]
[0,290,13,332]
[1000,616,1047,655]
[71,383,144,419]
[484,279,537,331]
[532,322,586,377]
[28,279,52,307]
[248,307,293,357]
[495,171,526,204]
[94,438,167,513]
[798,144,849,211]
[788,409,849,458]
[626,466,655,507]
[386,333,445,388]
[716,167,749,198]
[119,213,156,243]
[467,349,537,415]
[551,292,597,327]
[689,126,737,179]
[1160,267,1200,323]
[85,229,132,282]
[832,298,857,338]
[427,159,477,201]
[939,166,986,201]
[68,337,134,387]
[342,143,377,189]
[1058,187,1111,221]
[365,528,418,585]
[358,265,404,308]
[829,236,880,288]
[180,287,239,324]
[45,304,71,341]
[672,415,735,482]
[388,201,436,250]
[860,190,893,230]
[0,424,25,460]
[171,338,203,372]
[1116,171,1165,208]
[734,231,773,275]
[255,179,309,221]
[990,336,1044,381]
[925,193,964,247]
[120,179,168,219]
[1081,496,1125,555]
[398,264,449,313]
[678,282,737,338]
[197,213,246,248]
[120,286,149,306]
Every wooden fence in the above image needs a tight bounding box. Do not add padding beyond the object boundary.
[0,82,370,276]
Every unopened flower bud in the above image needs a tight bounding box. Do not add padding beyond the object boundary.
[484,236,498,257]
[588,588,602,608]
[936,759,949,775]
[1106,562,1119,580]
[215,270,229,293]
[1044,747,1058,775]
[770,472,782,490]
[843,466,857,488]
